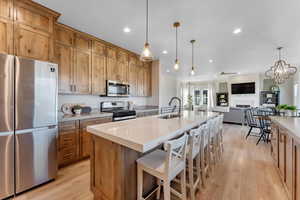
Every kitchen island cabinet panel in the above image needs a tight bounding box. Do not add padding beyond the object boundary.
[270,117,300,200]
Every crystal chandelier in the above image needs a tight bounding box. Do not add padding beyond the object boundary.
[265,47,297,84]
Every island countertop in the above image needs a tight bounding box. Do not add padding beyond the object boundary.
[87,111,218,153]
[270,116,300,142]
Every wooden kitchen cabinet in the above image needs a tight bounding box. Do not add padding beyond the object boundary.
[58,121,80,167]
[92,40,106,95]
[55,42,73,93]
[137,61,144,96]
[0,18,12,54]
[285,132,294,198]
[128,55,138,96]
[13,0,60,61]
[73,48,91,94]
[79,117,112,159]
[54,24,92,94]
[106,46,118,81]
[278,131,286,181]
[58,117,113,167]
[295,142,300,200]
[117,50,129,82]
[144,62,152,96]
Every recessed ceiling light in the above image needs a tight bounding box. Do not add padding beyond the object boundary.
[233,28,242,35]
[123,27,131,33]
[162,50,168,54]
[209,59,213,63]
[166,69,170,73]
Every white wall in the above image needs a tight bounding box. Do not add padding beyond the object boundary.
[158,62,179,108]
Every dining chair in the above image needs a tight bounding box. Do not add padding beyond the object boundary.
[245,108,260,139]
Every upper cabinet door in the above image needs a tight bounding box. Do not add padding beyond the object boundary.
[55,43,73,94]
[92,41,106,95]
[54,24,74,47]
[144,62,152,96]
[13,0,59,61]
[14,24,51,61]
[106,46,118,81]
[0,18,12,54]
[128,56,138,96]
[74,34,91,52]
[137,61,144,97]
[0,0,12,19]
[73,49,91,94]
[117,50,128,83]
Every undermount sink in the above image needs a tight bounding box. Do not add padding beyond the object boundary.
[158,114,181,119]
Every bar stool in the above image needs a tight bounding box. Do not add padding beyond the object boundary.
[199,123,210,187]
[186,125,203,200]
[208,117,219,169]
[137,134,188,200]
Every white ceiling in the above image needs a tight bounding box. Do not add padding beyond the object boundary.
[35,0,300,79]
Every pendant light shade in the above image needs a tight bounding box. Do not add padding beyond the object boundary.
[190,40,196,76]
[140,0,153,62]
[173,22,180,70]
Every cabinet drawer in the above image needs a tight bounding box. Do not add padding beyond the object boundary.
[58,147,77,166]
[59,131,78,149]
[59,121,78,131]
[80,117,112,128]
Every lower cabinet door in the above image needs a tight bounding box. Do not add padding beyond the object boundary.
[295,143,300,200]
[80,128,91,158]
[278,132,286,181]
[285,134,293,198]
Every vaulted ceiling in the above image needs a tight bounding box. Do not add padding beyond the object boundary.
[35,0,300,79]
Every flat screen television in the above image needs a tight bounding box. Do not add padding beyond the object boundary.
[231,82,255,94]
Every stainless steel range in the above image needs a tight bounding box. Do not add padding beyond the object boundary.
[100,101,136,121]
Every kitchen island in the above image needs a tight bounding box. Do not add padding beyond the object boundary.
[87,111,218,200]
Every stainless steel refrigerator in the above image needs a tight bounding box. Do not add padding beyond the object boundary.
[0,54,58,199]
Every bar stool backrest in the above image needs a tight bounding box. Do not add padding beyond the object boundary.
[164,134,188,174]
[189,126,202,156]
[245,109,257,126]
[208,117,219,138]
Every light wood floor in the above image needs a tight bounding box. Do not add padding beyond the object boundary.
[14,124,289,200]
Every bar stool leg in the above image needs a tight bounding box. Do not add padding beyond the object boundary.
[180,169,187,200]
[156,179,161,200]
[188,157,195,200]
[196,153,201,190]
[163,180,171,200]
[137,166,143,200]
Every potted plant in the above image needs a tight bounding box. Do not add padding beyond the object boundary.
[72,104,82,115]
[285,105,297,117]
[276,104,297,117]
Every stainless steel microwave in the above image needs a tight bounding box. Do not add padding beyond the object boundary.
[106,80,130,97]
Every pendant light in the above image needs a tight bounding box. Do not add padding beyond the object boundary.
[140,0,153,62]
[190,40,195,75]
[265,47,297,84]
[173,22,180,70]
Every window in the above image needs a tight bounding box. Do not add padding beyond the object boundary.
[203,90,208,105]
[194,90,201,106]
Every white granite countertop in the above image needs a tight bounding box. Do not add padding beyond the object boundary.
[270,116,300,141]
[87,111,219,153]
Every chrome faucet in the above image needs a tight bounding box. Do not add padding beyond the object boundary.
[168,97,182,116]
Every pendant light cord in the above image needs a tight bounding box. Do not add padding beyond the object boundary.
[192,42,194,68]
[146,0,149,43]
[176,26,178,60]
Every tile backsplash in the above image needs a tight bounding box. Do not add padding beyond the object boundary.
[58,94,151,111]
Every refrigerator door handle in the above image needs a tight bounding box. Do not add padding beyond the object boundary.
[15,126,57,135]
[0,131,14,136]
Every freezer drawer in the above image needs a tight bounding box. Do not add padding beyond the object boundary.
[0,132,14,199]
[15,127,58,194]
